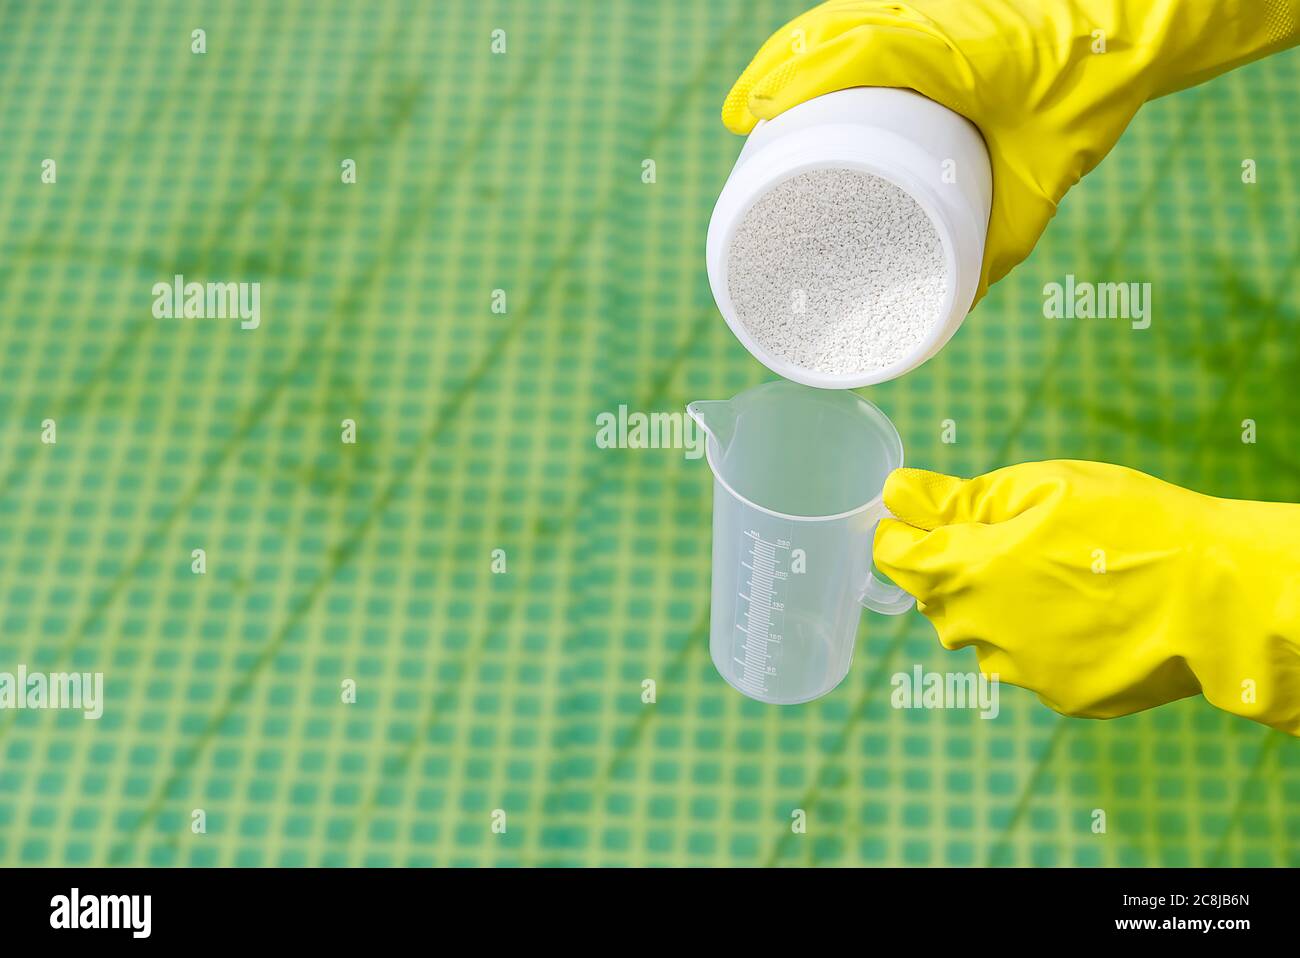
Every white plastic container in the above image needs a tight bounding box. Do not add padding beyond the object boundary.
[688,380,913,705]
[706,87,992,388]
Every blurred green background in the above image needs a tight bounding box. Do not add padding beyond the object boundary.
[0,0,1297,867]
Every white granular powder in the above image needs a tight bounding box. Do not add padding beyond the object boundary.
[726,169,948,376]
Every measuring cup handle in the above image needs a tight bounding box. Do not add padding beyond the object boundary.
[859,500,915,616]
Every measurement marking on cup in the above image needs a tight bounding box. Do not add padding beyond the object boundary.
[734,529,789,697]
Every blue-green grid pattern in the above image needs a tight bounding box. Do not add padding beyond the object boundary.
[0,0,1297,866]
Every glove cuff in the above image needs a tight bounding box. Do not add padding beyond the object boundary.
[1188,494,1300,733]
[1143,0,1300,99]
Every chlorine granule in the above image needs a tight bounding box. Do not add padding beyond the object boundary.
[726,168,949,375]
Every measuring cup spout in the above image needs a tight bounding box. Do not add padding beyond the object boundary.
[686,400,737,455]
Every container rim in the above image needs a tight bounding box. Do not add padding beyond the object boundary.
[696,390,905,522]
[709,140,964,389]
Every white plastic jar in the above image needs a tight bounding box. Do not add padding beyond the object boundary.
[706,87,992,388]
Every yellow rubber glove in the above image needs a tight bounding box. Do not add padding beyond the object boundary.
[723,0,1300,297]
[873,461,1300,735]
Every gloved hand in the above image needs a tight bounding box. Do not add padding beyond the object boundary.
[723,0,1300,297]
[873,461,1300,735]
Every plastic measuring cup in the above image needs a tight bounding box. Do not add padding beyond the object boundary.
[688,381,913,705]
[706,87,992,389]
